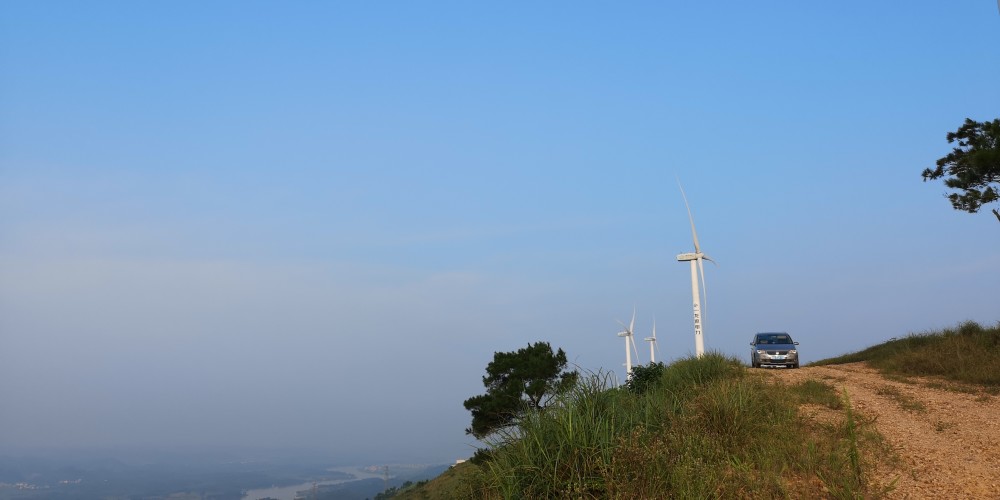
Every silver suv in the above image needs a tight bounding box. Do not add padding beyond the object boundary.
[750,332,799,368]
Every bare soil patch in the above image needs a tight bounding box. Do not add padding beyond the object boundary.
[763,363,1000,499]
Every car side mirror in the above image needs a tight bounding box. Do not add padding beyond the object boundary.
[750,342,755,346]
[794,341,799,345]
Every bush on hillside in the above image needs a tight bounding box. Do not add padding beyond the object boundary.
[624,362,666,394]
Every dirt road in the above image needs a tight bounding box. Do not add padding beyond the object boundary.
[763,363,1000,499]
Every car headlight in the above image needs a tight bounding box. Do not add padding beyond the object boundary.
[756,350,765,354]
[788,350,797,355]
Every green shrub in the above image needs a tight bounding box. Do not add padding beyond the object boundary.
[624,361,666,395]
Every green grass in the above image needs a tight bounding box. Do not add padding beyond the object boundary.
[812,321,1000,387]
[390,462,482,499]
[401,353,888,499]
[788,379,843,409]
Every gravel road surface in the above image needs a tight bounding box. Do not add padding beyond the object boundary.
[763,362,999,499]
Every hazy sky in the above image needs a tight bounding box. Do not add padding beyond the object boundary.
[2,2,998,464]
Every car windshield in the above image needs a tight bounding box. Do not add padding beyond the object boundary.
[756,334,793,344]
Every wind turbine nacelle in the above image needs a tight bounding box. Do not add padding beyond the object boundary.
[676,252,700,261]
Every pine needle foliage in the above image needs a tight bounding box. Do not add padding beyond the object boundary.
[921,117,1000,219]
[463,342,580,440]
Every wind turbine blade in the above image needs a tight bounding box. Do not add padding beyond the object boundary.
[629,307,636,335]
[630,336,640,364]
[677,179,701,254]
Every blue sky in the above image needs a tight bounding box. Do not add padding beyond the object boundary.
[1,2,998,463]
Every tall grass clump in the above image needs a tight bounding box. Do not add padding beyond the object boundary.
[468,353,883,499]
[815,321,1000,387]
[475,371,628,497]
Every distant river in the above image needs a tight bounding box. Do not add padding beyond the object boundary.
[242,466,384,500]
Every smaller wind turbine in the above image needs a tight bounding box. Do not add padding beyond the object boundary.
[644,319,658,363]
[616,308,639,379]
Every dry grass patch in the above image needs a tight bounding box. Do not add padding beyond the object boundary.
[875,385,926,413]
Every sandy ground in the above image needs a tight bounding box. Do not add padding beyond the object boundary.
[762,363,1000,499]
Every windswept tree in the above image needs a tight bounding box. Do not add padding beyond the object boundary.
[921,118,1000,222]
[463,342,579,439]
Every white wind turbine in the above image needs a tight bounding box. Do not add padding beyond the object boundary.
[644,320,658,363]
[676,182,714,357]
[616,308,640,379]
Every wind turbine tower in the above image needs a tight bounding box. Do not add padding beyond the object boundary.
[617,309,638,379]
[676,182,714,357]
[644,320,658,363]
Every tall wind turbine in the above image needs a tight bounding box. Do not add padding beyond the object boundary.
[617,308,639,379]
[676,182,714,357]
[644,320,658,363]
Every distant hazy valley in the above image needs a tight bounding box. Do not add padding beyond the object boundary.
[0,449,447,500]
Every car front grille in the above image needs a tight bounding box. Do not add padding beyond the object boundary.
[766,350,789,355]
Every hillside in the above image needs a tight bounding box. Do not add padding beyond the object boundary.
[391,321,999,499]
[395,355,888,498]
